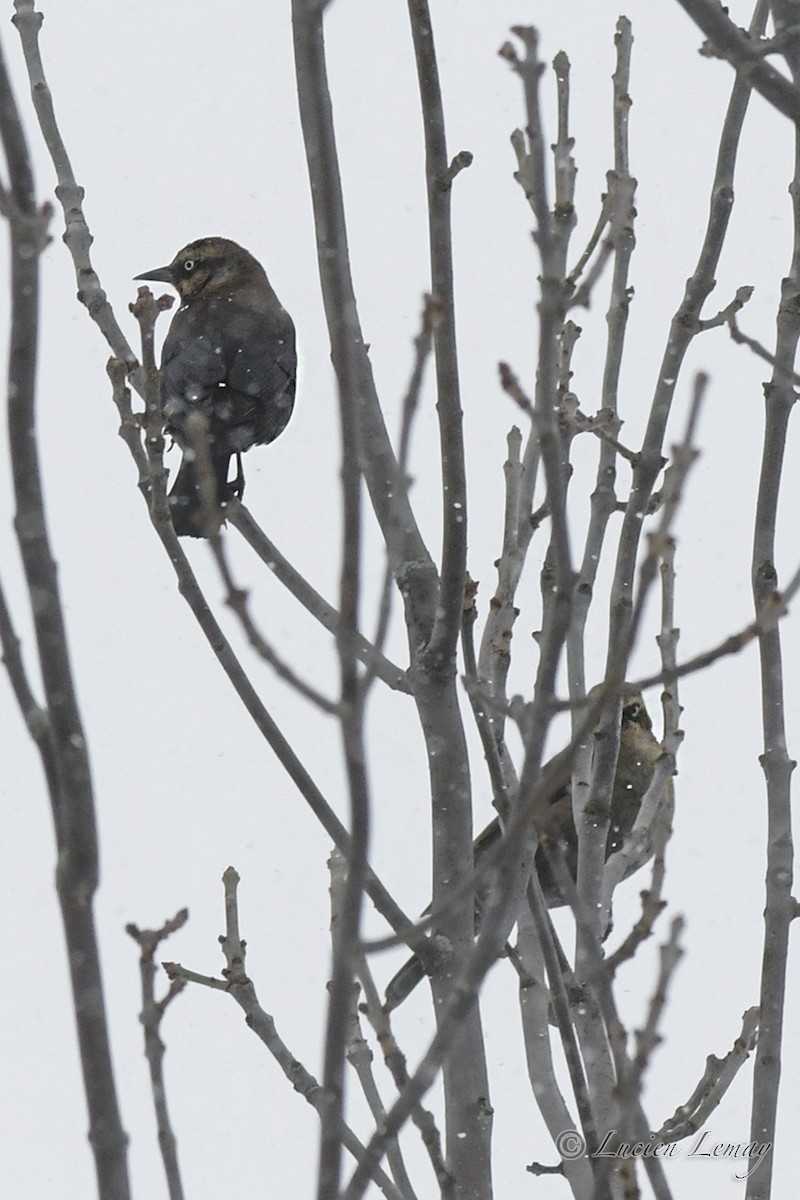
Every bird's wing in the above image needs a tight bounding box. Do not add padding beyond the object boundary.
[161,309,227,408]
[216,307,296,446]
[223,307,296,404]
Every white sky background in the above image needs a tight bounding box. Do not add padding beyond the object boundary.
[1,1,798,1197]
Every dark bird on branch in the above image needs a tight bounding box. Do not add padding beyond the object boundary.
[384,690,670,1012]
[135,236,296,537]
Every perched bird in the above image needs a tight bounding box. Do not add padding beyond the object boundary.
[135,237,296,537]
[384,690,669,1011]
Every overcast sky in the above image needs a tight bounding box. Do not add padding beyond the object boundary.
[1,2,798,1198]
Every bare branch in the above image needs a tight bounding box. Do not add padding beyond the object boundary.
[356,957,451,1198]
[211,530,341,714]
[745,11,800,1179]
[165,871,406,1200]
[672,0,800,123]
[230,505,411,694]
[605,0,769,675]
[126,912,189,1200]
[363,294,438,696]
[331,851,418,1200]
[627,917,685,1096]
[697,282,754,330]
[657,1008,760,1143]
[180,417,341,714]
[0,32,131,1199]
[12,0,140,372]
[625,560,800,693]
[408,0,469,673]
[729,310,800,385]
[568,173,636,312]
[406,11,491,1192]
[0,575,53,766]
[346,989,418,1200]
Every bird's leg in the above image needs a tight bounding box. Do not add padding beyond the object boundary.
[230,451,245,500]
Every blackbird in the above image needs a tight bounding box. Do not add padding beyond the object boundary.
[384,690,669,1011]
[135,236,296,537]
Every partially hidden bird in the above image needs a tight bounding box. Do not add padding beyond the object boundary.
[135,237,296,537]
[384,689,670,1011]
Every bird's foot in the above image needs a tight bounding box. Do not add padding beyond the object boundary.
[224,451,245,503]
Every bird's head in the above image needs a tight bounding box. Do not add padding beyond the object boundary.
[621,690,652,733]
[586,682,653,734]
[134,236,263,301]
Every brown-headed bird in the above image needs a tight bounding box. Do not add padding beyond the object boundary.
[383,689,670,1011]
[135,237,295,537]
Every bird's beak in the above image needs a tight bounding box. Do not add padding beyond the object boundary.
[134,265,173,284]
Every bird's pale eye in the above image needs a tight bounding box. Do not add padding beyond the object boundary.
[183,259,195,272]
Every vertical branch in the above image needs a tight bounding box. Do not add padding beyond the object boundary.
[516,927,595,1198]
[331,852,418,1200]
[406,8,492,1197]
[605,0,769,674]
[289,5,428,1196]
[407,11,494,1200]
[567,17,635,702]
[476,423,531,782]
[311,21,373,1185]
[502,29,573,592]
[477,38,579,769]
[746,11,799,1198]
[569,20,636,945]
[321,160,370,1200]
[408,0,470,670]
[290,1,437,639]
[126,912,189,1200]
[501,25,576,848]
[289,3,374,1191]
[563,31,639,1131]
[12,0,139,371]
[0,31,131,1200]
[551,50,578,278]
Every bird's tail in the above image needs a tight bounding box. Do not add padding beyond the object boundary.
[384,954,426,1013]
[168,452,231,538]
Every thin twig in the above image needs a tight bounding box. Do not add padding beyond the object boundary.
[0,575,53,768]
[126,912,189,1200]
[182,414,341,714]
[408,0,470,674]
[345,988,418,1200]
[569,173,636,311]
[330,852,417,1200]
[567,190,613,290]
[697,282,754,330]
[212,531,341,714]
[729,310,800,385]
[672,0,800,123]
[624,917,685,1101]
[356,956,452,1198]
[604,0,768,677]
[12,0,140,374]
[229,505,410,694]
[656,1008,760,1143]
[164,871,406,1200]
[362,294,438,696]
